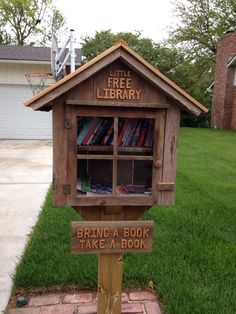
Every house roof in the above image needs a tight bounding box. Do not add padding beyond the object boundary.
[207,54,236,93]
[24,40,208,116]
[0,44,81,64]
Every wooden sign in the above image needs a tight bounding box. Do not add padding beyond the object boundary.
[96,70,142,100]
[71,221,154,254]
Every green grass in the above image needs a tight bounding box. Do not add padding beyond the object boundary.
[13,128,236,313]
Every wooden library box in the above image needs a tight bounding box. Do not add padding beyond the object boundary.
[25,40,207,215]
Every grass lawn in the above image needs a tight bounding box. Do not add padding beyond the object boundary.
[13,127,236,313]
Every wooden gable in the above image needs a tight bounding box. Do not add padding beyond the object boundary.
[67,60,168,107]
[24,40,208,116]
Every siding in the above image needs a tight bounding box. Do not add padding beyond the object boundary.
[0,84,52,139]
[0,62,54,85]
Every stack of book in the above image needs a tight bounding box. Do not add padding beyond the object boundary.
[77,178,112,195]
[77,118,113,145]
[77,117,154,147]
[118,118,154,147]
[77,178,151,195]
[116,184,151,195]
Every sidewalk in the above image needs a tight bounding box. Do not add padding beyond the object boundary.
[0,140,52,313]
[6,291,162,314]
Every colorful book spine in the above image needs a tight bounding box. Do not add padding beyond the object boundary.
[77,118,93,145]
[117,119,129,145]
[101,121,113,145]
[91,119,109,145]
[77,117,154,147]
[131,119,143,146]
[137,119,148,146]
[121,119,133,146]
[125,119,140,146]
[82,118,100,145]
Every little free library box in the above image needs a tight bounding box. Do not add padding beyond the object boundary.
[25,40,207,313]
[25,40,207,214]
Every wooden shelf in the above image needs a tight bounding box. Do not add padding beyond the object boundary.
[77,145,153,153]
[77,154,153,160]
[78,145,113,152]
[77,191,151,197]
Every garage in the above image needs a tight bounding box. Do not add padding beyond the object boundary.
[0,84,52,139]
[0,44,81,139]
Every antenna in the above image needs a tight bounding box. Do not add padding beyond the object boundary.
[51,29,77,81]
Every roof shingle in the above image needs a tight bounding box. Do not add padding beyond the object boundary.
[0,44,81,63]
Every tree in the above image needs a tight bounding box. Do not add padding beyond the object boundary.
[38,6,67,46]
[169,0,236,60]
[0,0,66,45]
[81,30,157,64]
[81,30,212,126]
[166,0,236,126]
[0,27,12,44]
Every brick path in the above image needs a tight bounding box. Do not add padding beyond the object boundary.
[6,291,162,314]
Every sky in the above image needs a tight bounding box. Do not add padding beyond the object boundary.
[55,0,177,46]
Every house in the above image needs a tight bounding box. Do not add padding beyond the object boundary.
[0,45,81,139]
[211,31,236,130]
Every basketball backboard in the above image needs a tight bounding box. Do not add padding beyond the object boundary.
[51,35,59,80]
[51,30,76,81]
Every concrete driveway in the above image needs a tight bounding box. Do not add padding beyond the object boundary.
[0,140,52,313]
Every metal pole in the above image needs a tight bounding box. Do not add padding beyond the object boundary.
[70,29,76,73]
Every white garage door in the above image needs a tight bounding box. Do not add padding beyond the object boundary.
[0,84,52,139]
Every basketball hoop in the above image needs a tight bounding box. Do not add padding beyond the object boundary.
[25,72,53,95]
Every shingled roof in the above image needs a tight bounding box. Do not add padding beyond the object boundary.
[0,45,81,64]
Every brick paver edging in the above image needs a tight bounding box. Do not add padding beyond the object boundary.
[7,291,163,314]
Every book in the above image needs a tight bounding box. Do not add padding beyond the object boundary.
[89,178,112,195]
[77,118,93,145]
[130,119,143,146]
[81,118,100,145]
[101,121,113,145]
[77,117,154,148]
[116,185,129,194]
[137,119,148,146]
[91,119,110,145]
[107,132,114,145]
[117,119,129,145]
[125,119,140,146]
[124,184,151,194]
[120,119,133,146]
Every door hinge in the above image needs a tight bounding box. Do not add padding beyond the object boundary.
[63,184,71,195]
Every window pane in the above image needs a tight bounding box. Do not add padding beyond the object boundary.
[77,117,113,155]
[77,159,113,195]
[117,160,152,195]
[118,118,154,155]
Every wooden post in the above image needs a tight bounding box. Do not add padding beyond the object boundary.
[71,213,154,314]
[98,253,123,314]
[98,206,124,314]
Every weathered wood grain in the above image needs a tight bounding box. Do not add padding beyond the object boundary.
[158,104,180,205]
[52,97,67,205]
